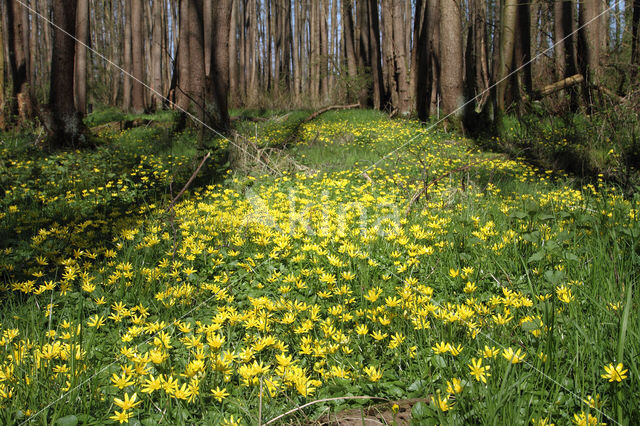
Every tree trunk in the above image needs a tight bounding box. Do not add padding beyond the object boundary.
[497,0,517,111]
[413,0,431,120]
[342,0,358,101]
[75,0,89,114]
[151,0,163,110]
[208,0,233,131]
[176,0,190,110]
[631,0,639,66]
[7,0,34,124]
[439,0,464,117]
[578,0,601,108]
[228,0,238,103]
[188,0,205,118]
[367,0,384,109]
[0,5,5,130]
[50,0,86,148]
[122,0,132,110]
[392,0,409,114]
[381,0,396,107]
[130,0,145,112]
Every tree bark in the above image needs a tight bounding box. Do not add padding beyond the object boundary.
[392,0,409,113]
[342,0,358,102]
[75,0,89,114]
[208,0,233,131]
[50,0,86,148]
[130,0,145,112]
[367,0,384,109]
[631,0,640,67]
[497,0,517,111]
[228,0,238,103]
[439,0,464,117]
[0,4,5,130]
[149,0,163,110]
[6,0,34,123]
[122,0,132,110]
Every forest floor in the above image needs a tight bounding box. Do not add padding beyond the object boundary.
[0,109,638,425]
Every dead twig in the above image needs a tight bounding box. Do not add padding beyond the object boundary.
[165,152,211,212]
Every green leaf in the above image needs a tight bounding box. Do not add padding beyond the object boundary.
[56,415,78,426]
[528,251,545,263]
[411,401,430,419]
[407,378,428,393]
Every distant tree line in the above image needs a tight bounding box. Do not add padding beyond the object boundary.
[0,0,639,146]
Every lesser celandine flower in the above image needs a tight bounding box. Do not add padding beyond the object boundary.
[503,347,526,363]
[468,358,490,383]
[601,362,627,382]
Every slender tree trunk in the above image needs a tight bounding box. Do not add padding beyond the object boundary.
[439,0,464,117]
[631,0,640,66]
[151,0,163,110]
[497,0,517,111]
[7,0,34,123]
[428,0,440,114]
[28,0,37,92]
[342,0,358,101]
[131,0,145,112]
[228,0,238,103]
[0,4,5,130]
[122,0,132,110]
[209,0,233,130]
[368,0,384,109]
[188,0,205,117]
[176,0,190,110]
[393,0,409,113]
[75,0,89,114]
[50,0,86,147]
[578,0,601,108]
[381,1,396,107]
[203,0,212,76]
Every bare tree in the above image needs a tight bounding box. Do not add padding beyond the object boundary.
[439,0,463,117]
[131,0,145,112]
[497,0,518,111]
[0,3,6,129]
[6,0,34,124]
[75,0,89,114]
[150,0,163,110]
[49,0,86,147]
[392,0,409,114]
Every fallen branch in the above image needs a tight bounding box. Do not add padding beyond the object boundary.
[533,74,584,99]
[165,152,211,212]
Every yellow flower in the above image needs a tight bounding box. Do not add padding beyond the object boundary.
[211,386,230,402]
[114,392,141,411]
[141,375,163,394]
[363,365,383,382]
[446,378,463,394]
[111,372,135,390]
[432,341,450,354]
[436,391,454,412]
[502,347,526,364]
[109,409,132,424]
[355,324,369,335]
[481,345,500,358]
[572,411,604,425]
[601,363,628,382]
[468,358,490,383]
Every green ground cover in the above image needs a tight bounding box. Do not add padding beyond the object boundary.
[0,110,638,425]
